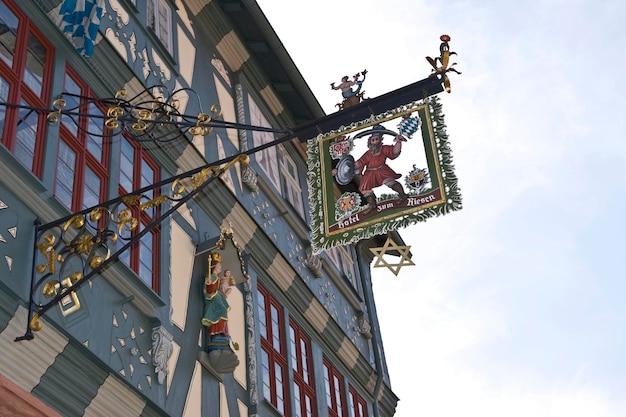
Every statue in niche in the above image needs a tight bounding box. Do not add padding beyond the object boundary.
[200,252,239,374]
[202,252,230,335]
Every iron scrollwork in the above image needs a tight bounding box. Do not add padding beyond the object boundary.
[18,152,252,340]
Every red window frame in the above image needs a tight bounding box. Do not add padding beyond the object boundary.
[54,66,110,211]
[324,359,346,417]
[348,386,368,417]
[258,284,290,415]
[289,320,317,417]
[117,135,160,292]
[0,0,54,176]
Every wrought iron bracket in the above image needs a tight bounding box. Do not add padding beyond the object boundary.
[6,64,452,340]
[14,151,255,341]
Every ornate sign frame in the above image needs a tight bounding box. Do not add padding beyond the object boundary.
[307,96,462,253]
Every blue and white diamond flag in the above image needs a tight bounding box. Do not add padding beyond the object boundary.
[59,0,104,57]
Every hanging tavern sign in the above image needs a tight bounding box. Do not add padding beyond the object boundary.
[306,96,462,253]
[9,36,461,339]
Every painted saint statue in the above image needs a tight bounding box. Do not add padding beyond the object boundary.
[199,251,240,373]
[202,252,232,337]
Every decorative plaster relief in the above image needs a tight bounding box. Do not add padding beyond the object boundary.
[106,0,131,28]
[303,247,322,278]
[110,308,153,393]
[129,32,138,62]
[104,0,172,86]
[244,279,259,406]
[211,57,231,87]
[241,165,259,192]
[355,313,372,339]
[287,239,304,274]
[252,201,277,232]
[152,326,174,385]
[318,280,337,319]
[0,199,16,272]
[139,47,151,81]
[151,49,171,83]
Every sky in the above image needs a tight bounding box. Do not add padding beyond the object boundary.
[255,1,626,416]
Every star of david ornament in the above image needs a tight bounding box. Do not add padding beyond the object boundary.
[369,236,415,276]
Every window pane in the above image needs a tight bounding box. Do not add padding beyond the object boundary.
[0,2,18,68]
[349,392,355,417]
[289,326,297,370]
[139,230,153,287]
[83,165,101,209]
[257,290,267,339]
[261,350,271,399]
[0,75,9,139]
[157,0,169,47]
[324,366,332,407]
[275,362,284,414]
[141,159,154,188]
[120,139,134,191]
[119,245,131,268]
[117,229,132,270]
[14,101,38,170]
[305,395,313,417]
[249,96,280,190]
[334,375,343,417]
[24,34,46,97]
[86,103,104,161]
[62,74,81,136]
[55,141,76,209]
[294,384,302,417]
[141,158,155,216]
[271,305,280,351]
[301,339,309,383]
[147,0,155,30]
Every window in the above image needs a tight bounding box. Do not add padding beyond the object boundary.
[348,386,368,417]
[147,0,172,52]
[280,146,305,218]
[54,67,110,211]
[327,246,357,288]
[0,0,53,176]
[117,136,160,291]
[290,321,316,417]
[249,95,280,191]
[258,284,289,415]
[324,359,346,417]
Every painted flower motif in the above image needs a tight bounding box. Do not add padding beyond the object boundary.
[340,195,355,211]
[405,165,431,193]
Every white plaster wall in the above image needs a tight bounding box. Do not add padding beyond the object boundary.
[229,286,246,389]
[170,222,195,330]
[182,362,202,417]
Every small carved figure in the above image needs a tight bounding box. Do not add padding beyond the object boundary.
[220,268,234,296]
[331,70,367,109]
[426,34,462,93]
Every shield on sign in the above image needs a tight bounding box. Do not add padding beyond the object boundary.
[335,155,355,185]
